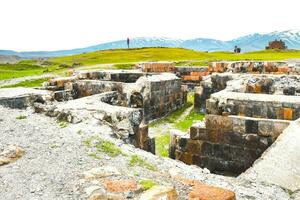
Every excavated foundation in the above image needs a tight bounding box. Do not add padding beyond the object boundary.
[172,61,300,176]
[0,69,187,154]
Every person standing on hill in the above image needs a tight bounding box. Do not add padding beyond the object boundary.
[127,37,130,49]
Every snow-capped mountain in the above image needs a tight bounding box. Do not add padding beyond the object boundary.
[1,30,300,58]
[227,30,300,51]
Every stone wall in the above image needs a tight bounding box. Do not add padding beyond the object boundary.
[136,62,175,73]
[0,88,51,109]
[175,66,210,83]
[46,71,187,123]
[77,70,144,83]
[124,74,187,123]
[41,70,188,153]
[170,114,290,174]
[194,74,239,111]
[209,61,300,74]
[207,91,300,120]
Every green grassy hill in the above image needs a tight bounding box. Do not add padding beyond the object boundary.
[51,47,300,66]
[1,47,300,81]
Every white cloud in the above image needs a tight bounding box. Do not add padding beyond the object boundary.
[0,0,299,51]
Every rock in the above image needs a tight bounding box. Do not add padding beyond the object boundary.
[115,118,134,138]
[104,180,137,193]
[85,185,102,196]
[88,192,123,200]
[173,176,202,187]
[139,186,178,200]
[188,184,235,200]
[0,145,25,166]
[82,166,121,180]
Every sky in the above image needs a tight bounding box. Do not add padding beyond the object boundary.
[1,0,300,51]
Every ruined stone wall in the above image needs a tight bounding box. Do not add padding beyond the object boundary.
[78,70,144,83]
[0,88,51,109]
[209,61,300,74]
[175,66,210,83]
[170,114,290,174]
[137,62,175,73]
[207,91,300,120]
[238,75,300,95]
[194,74,240,111]
[130,74,187,122]
[174,72,300,175]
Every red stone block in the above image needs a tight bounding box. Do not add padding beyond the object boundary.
[189,184,236,200]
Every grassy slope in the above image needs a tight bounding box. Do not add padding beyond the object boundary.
[0,78,51,88]
[1,47,300,81]
[51,47,300,66]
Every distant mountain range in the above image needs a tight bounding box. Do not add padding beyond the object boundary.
[1,30,300,58]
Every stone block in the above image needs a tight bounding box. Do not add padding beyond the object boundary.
[283,108,294,120]
[258,120,274,136]
[175,150,193,165]
[188,184,236,200]
[190,127,208,140]
[139,186,178,200]
[205,115,233,131]
[245,119,258,134]
[104,180,137,193]
[186,140,203,154]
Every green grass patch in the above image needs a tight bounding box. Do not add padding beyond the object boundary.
[155,133,170,157]
[16,115,27,120]
[58,121,68,128]
[0,63,45,80]
[129,155,157,171]
[112,63,135,69]
[149,92,194,128]
[87,152,102,160]
[174,110,205,131]
[0,78,50,88]
[96,140,122,157]
[84,136,123,157]
[139,179,157,191]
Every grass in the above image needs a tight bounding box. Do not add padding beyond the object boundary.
[152,92,205,156]
[174,110,205,131]
[0,78,50,88]
[58,121,68,128]
[3,48,300,81]
[149,92,194,127]
[84,136,123,157]
[87,152,102,160]
[139,179,157,191]
[51,47,300,67]
[0,63,44,80]
[155,133,171,157]
[129,155,157,171]
[112,63,135,69]
[16,115,27,120]
[96,140,122,157]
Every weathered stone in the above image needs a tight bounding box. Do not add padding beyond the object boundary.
[0,145,25,166]
[104,180,137,193]
[139,186,178,200]
[189,184,235,200]
[82,166,120,180]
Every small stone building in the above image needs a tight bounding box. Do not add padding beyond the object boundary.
[266,39,287,50]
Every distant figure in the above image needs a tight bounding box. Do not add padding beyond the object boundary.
[127,37,130,49]
[234,46,241,53]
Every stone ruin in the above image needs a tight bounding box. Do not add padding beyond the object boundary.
[0,69,187,154]
[2,61,300,197]
[171,61,300,181]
